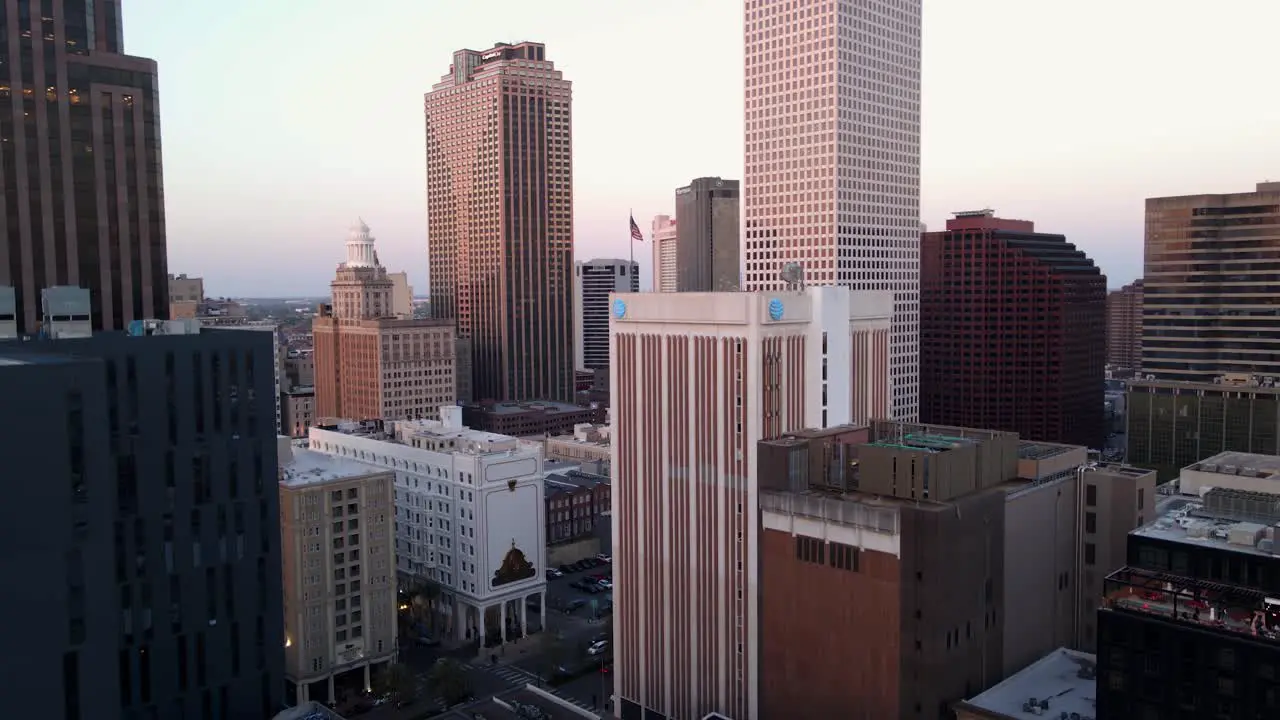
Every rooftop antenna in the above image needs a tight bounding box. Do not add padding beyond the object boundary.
[780,262,806,292]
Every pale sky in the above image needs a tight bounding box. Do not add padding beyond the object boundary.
[125,0,1280,297]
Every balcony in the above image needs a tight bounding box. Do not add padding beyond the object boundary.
[1103,566,1280,643]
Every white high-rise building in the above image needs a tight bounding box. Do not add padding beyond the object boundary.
[651,215,678,293]
[306,407,547,646]
[742,0,923,420]
[609,286,891,720]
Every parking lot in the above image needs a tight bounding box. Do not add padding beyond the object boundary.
[546,556,613,621]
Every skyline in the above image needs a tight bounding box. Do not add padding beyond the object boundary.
[123,0,1280,296]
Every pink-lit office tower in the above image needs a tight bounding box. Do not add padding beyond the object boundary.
[610,287,891,720]
[742,0,923,421]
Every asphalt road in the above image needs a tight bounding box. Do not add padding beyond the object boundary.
[362,564,616,718]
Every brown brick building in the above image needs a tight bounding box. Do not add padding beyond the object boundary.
[544,470,610,544]
[312,221,456,423]
[461,400,605,437]
[757,423,1011,719]
[1106,280,1143,371]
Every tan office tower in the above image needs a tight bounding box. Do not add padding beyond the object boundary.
[652,215,678,292]
[1106,280,1143,371]
[313,221,456,422]
[278,441,398,703]
[1144,182,1280,381]
[743,0,923,421]
[424,42,574,403]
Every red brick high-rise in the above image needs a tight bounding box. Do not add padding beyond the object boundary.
[1106,280,1143,371]
[920,210,1106,449]
[424,42,574,403]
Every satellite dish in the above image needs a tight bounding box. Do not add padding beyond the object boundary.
[779,263,805,290]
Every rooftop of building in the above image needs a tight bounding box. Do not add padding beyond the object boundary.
[434,687,588,720]
[280,446,386,488]
[468,400,596,415]
[1186,451,1280,479]
[1017,441,1080,461]
[865,430,982,453]
[285,386,315,396]
[1128,375,1280,394]
[1131,480,1280,560]
[545,469,609,498]
[270,702,347,720]
[315,416,528,456]
[955,647,1097,720]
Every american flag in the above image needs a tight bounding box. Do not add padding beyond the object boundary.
[629,214,644,242]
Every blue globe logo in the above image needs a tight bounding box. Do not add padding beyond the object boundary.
[768,298,784,321]
[612,298,627,319]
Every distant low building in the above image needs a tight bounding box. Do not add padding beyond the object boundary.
[953,648,1097,720]
[283,387,316,438]
[543,422,612,467]
[544,469,610,544]
[463,399,606,437]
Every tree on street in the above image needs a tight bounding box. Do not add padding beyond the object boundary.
[373,663,414,703]
[426,657,471,706]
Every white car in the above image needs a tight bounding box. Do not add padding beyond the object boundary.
[596,554,612,563]
[588,640,610,656]
[596,578,612,590]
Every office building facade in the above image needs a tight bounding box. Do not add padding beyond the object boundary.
[0,325,285,720]
[674,177,740,292]
[1107,280,1143,372]
[573,258,637,371]
[0,0,168,335]
[920,210,1107,449]
[307,410,548,646]
[743,0,922,421]
[1144,182,1280,382]
[425,41,574,403]
[278,444,398,704]
[1126,376,1280,481]
[312,221,456,423]
[608,287,890,720]
[651,215,678,293]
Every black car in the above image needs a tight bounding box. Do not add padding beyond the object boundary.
[564,599,587,613]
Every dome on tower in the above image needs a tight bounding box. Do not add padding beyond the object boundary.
[343,218,378,268]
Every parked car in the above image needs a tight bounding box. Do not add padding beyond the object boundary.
[596,578,613,590]
[559,564,573,573]
[588,640,610,656]
[596,554,612,563]
[564,599,587,613]
[546,568,563,579]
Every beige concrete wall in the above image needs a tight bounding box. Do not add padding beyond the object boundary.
[1002,475,1079,678]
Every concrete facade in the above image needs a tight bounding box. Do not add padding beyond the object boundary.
[0,327,285,719]
[573,258,638,372]
[651,215,678,293]
[1106,280,1143,372]
[279,443,398,704]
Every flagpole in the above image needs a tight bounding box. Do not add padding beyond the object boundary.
[629,208,635,279]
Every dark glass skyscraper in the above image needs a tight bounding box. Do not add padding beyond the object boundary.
[0,0,168,335]
[0,327,286,719]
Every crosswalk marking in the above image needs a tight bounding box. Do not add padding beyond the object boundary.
[466,662,598,712]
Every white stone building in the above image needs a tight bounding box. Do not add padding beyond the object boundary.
[306,407,547,645]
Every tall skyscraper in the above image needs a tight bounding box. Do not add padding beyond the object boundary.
[920,210,1106,449]
[1106,280,1143,371]
[651,215,678,293]
[743,0,923,420]
[609,286,890,720]
[424,41,574,403]
[0,0,168,335]
[572,258,637,372]
[1144,182,1280,382]
[0,323,286,719]
[312,221,456,422]
[674,177,740,291]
